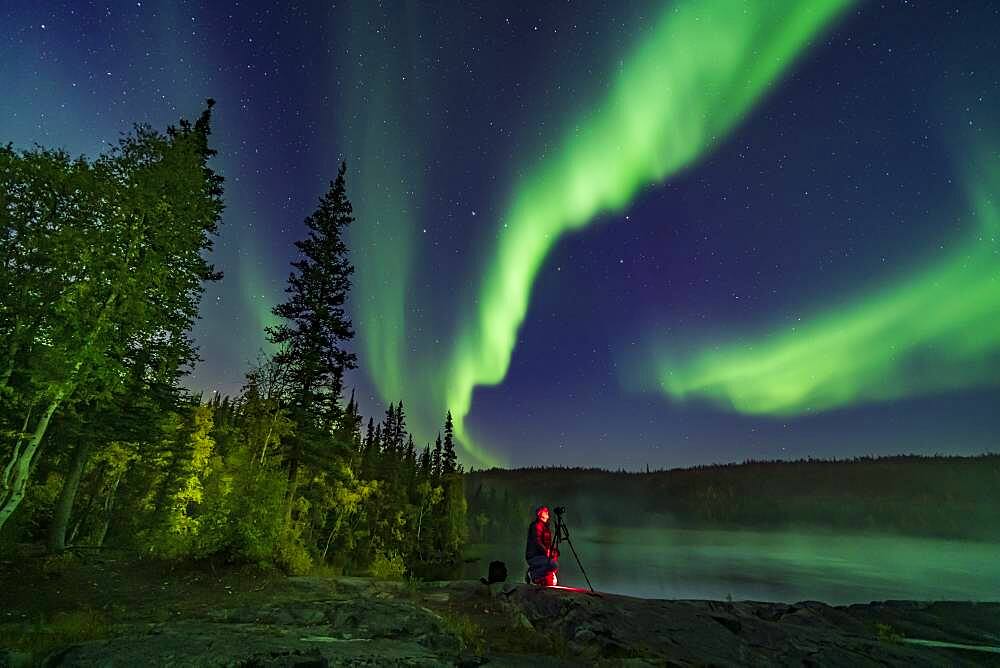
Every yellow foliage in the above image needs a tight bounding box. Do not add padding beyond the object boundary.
[161,405,217,540]
[370,550,406,580]
[277,509,313,574]
[35,472,65,506]
[189,404,215,472]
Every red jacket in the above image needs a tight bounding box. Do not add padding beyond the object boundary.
[525,519,556,561]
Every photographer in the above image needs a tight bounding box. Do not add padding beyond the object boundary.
[525,505,559,585]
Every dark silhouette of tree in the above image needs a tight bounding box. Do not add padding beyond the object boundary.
[266,161,356,491]
[418,445,431,480]
[432,433,443,479]
[336,389,363,460]
[442,411,458,475]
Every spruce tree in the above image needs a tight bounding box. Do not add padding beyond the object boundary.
[394,401,407,453]
[432,433,443,479]
[266,161,356,483]
[267,161,355,420]
[336,389,362,454]
[405,434,416,470]
[418,445,431,480]
[442,411,458,475]
[362,417,375,454]
[369,423,383,475]
[403,433,417,498]
[383,403,398,456]
[360,417,377,479]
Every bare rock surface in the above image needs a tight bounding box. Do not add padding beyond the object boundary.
[45,600,457,667]
[501,585,1000,666]
[5,567,1000,666]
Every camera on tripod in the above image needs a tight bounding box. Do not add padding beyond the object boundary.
[544,503,594,592]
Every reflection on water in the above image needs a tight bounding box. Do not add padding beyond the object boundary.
[465,528,1000,604]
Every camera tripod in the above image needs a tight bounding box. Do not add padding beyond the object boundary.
[552,507,595,593]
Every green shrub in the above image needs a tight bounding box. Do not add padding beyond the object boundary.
[277,534,313,575]
[369,550,406,580]
[276,505,314,575]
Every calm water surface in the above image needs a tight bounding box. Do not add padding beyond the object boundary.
[465,527,1000,604]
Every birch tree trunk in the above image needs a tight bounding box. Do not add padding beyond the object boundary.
[321,513,344,561]
[0,386,67,531]
[258,409,280,467]
[0,290,117,533]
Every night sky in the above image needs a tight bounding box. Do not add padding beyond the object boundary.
[3,1,998,469]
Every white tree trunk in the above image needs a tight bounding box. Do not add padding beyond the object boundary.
[0,388,66,531]
[321,513,344,561]
[258,409,280,467]
[0,290,118,534]
[1,404,33,493]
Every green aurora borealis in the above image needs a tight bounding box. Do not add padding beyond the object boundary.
[7,1,999,468]
[349,0,855,465]
[634,168,1000,416]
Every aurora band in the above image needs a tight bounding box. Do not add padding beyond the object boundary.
[637,171,1000,416]
[443,0,855,464]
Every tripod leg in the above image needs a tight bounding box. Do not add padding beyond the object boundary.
[564,537,595,593]
[553,518,594,592]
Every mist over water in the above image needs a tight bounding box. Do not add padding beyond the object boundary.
[468,527,1000,604]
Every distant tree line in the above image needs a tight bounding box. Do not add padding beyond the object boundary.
[0,104,466,575]
[467,455,1000,542]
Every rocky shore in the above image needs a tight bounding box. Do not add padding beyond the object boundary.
[506,584,1000,666]
[2,565,999,666]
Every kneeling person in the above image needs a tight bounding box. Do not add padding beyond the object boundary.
[525,505,558,586]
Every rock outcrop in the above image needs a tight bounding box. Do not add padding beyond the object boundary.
[502,585,1000,666]
[10,576,1000,666]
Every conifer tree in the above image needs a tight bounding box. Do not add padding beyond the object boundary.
[432,433,443,479]
[394,401,407,453]
[336,389,362,456]
[417,445,431,481]
[403,433,417,499]
[362,417,375,456]
[364,423,382,480]
[266,161,356,485]
[442,411,458,475]
[405,434,416,470]
[383,403,398,456]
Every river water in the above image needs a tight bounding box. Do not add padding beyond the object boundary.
[465,527,1000,604]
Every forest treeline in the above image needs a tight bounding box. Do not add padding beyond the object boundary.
[0,103,466,576]
[466,455,1000,542]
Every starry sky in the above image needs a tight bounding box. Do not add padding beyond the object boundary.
[3,1,999,469]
